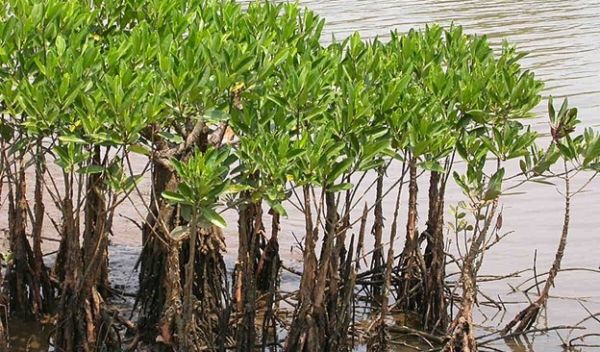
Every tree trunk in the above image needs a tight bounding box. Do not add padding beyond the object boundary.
[54,180,84,351]
[32,139,55,316]
[78,148,116,350]
[6,163,32,316]
[137,159,171,336]
[398,158,423,312]
[235,197,263,351]
[371,169,385,303]
[158,239,184,347]
[285,186,319,351]
[54,163,119,352]
[320,191,340,350]
[259,211,281,352]
[423,171,448,331]
[369,163,407,352]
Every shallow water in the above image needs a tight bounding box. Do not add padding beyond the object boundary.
[3,1,600,351]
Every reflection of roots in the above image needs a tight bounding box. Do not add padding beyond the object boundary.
[501,301,541,335]
[396,251,425,312]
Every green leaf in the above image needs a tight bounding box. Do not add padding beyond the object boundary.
[204,109,230,122]
[271,203,287,217]
[0,124,14,141]
[31,4,43,24]
[202,208,226,228]
[330,158,353,181]
[162,191,186,204]
[583,136,600,166]
[466,110,487,124]
[158,131,184,144]
[56,35,66,56]
[421,160,444,173]
[224,184,253,194]
[329,182,353,193]
[453,171,470,195]
[548,96,555,123]
[77,165,104,175]
[59,135,87,144]
[483,168,505,201]
[129,144,150,156]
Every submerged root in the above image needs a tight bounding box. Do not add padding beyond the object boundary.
[502,302,541,335]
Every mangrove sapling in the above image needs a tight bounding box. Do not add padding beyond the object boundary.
[233,115,315,349]
[444,151,510,351]
[502,99,600,335]
[134,4,310,345]
[134,7,238,342]
[439,33,543,350]
[0,13,61,318]
[50,142,142,350]
[162,147,234,350]
[502,164,572,335]
[227,45,316,352]
[397,118,453,314]
[387,26,455,315]
[284,128,361,350]
[356,37,401,303]
[326,40,390,352]
[287,35,395,348]
[328,36,396,317]
[418,27,477,331]
[443,135,536,351]
[443,138,540,351]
